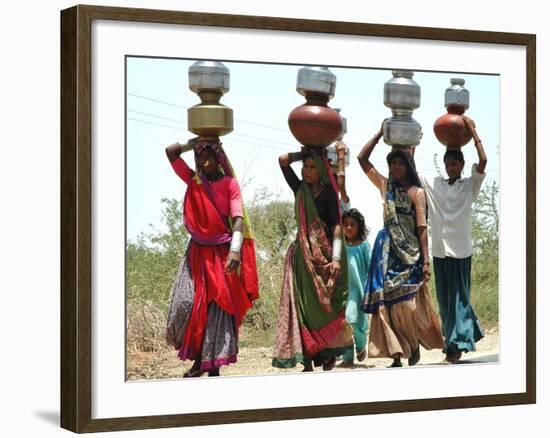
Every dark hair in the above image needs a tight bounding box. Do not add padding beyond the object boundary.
[385,149,422,188]
[342,208,369,241]
[443,149,465,163]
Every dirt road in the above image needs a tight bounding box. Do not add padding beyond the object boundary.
[127,330,499,381]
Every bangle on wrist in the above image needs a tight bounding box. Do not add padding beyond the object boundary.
[179,142,194,154]
[230,231,243,253]
[289,151,303,162]
[332,238,343,261]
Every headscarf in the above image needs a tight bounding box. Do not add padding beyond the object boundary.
[300,147,343,220]
[385,148,422,189]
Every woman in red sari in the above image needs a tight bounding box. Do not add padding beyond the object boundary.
[164,138,258,377]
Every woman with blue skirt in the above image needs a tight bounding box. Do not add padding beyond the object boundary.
[358,124,444,368]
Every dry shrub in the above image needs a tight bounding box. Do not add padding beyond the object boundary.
[126,298,170,353]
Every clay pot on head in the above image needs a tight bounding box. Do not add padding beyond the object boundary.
[288,93,343,147]
[433,110,472,149]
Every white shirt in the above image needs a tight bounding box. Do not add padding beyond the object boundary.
[420,164,485,259]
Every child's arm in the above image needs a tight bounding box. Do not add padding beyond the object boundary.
[335,141,350,205]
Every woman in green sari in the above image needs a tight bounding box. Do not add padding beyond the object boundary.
[272,148,354,372]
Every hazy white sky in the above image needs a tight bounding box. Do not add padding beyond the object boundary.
[126,57,499,244]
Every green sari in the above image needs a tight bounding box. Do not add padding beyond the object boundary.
[273,154,354,368]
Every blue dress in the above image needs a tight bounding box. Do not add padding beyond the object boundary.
[346,241,371,325]
[342,241,371,360]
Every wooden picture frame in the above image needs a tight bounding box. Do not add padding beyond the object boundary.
[61,4,536,433]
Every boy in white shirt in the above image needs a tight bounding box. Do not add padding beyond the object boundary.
[420,116,487,364]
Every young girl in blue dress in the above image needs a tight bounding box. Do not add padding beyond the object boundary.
[339,208,371,367]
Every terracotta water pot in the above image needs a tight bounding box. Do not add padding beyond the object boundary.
[433,106,472,149]
[288,93,342,147]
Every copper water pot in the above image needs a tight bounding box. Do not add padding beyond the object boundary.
[288,93,342,147]
[288,66,342,147]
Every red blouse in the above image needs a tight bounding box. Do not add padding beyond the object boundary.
[170,157,243,219]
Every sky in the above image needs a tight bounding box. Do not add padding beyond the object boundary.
[126,57,499,245]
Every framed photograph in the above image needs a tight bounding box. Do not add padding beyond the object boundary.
[61,4,536,433]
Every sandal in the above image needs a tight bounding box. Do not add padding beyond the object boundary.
[443,351,462,364]
[357,348,367,362]
[388,358,403,368]
[408,347,421,366]
[183,368,206,378]
[208,368,220,377]
[322,356,337,371]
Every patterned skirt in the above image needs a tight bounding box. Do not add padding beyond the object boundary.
[363,228,444,359]
[272,242,354,368]
[165,243,238,371]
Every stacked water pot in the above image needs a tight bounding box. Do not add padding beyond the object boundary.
[382,70,422,155]
[288,66,343,149]
[187,61,233,140]
[433,78,472,149]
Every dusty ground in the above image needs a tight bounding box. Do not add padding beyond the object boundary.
[127,329,499,381]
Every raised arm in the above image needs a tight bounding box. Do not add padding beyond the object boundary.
[279,150,303,194]
[165,138,196,163]
[335,141,350,205]
[463,116,487,174]
[278,150,303,168]
[357,124,383,173]
[357,123,386,192]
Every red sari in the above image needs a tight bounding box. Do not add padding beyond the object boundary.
[168,157,258,366]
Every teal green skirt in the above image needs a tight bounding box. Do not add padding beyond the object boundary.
[433,256,484,355]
